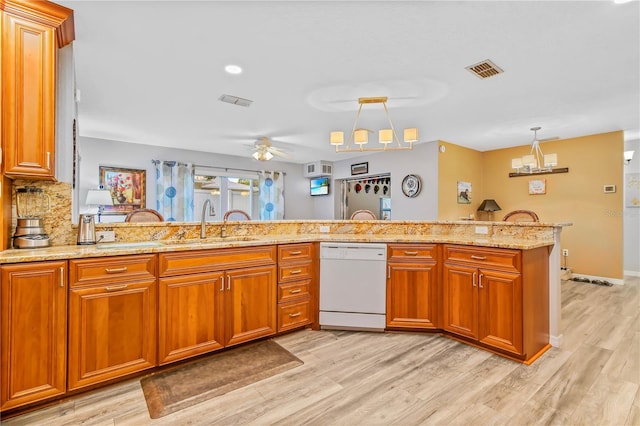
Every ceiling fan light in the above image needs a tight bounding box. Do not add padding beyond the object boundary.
[543,153,558,167]
[330,131,344,146]
[403,128,418,143]
[379,129,393,145]
[354,129,368,145]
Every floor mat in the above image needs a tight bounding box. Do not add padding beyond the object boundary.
[140,339,303,419]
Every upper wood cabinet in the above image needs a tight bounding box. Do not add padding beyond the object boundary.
[1,0,74,180]
[1,260,67,412]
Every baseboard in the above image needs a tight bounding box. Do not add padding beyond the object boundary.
[570,273,624,286]
[624,270,640,278]
[549,334,564,348]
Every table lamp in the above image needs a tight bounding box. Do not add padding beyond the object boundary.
[85,189,114,223]
[477,199,501,221]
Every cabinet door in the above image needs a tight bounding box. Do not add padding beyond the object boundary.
[478,269,523,355]
[1,261,66,411]
[68,279,157,391]
[225,266,276,346]
[158,272,225,365]
[387,262,438,329]
[443,263,478,339]
[2,12,56,179]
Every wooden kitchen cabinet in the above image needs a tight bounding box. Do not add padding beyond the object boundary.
[1,260,67,412]
[1,0,74,180]
[386,244,439,329]
[443,244,549,362]
[158,246,277,364]
[68,255,157,391]
[276,243,316,332]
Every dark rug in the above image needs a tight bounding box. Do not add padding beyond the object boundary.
[140,340,303,419]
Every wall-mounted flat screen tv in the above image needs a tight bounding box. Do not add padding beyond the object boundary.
[310,177,330,196]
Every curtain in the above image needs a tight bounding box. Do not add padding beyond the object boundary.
[153,160,194,221]
[258,171,285,220]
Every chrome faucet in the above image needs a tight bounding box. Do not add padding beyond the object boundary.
[200,199,211,239]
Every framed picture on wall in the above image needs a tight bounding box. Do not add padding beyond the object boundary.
[457,181,471,204]
[528,179,546,195]
[99,166,146,214]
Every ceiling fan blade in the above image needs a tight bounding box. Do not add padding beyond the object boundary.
[269,149,292,159]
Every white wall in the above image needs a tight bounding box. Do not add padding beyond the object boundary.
[624,139,640,276]
[77,137,314,222]
[311,142,439,220]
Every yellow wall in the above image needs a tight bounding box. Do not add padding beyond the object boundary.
[437,141,485,220]
[440,131,623,279]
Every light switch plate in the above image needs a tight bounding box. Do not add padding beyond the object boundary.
[319,225,330,233]
[475,226,489,235]
[96,231,115,242]
[603,184,616,193]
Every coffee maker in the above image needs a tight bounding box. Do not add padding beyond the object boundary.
[13,187,51,248]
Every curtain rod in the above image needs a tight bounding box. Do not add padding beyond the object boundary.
[193,164,286,176]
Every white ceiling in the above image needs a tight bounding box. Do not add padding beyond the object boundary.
[59,0,640,164]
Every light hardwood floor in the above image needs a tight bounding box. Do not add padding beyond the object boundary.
[2,277,638,425]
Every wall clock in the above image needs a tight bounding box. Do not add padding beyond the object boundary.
[401,174,421,198]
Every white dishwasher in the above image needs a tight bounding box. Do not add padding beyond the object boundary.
[319,242,387,331]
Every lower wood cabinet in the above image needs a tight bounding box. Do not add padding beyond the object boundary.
[1,261,67,411]
[67,255,157,391]
[158,246,277,364]
[443,244,549,361]
[277,243,316,332]
[386,244,438,329]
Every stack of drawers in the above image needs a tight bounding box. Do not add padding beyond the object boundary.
[277,243,315,332]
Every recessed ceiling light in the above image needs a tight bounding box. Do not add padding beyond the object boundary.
[224,64,243,75]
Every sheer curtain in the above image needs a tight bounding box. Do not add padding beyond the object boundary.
[153,160,194,221]
[258,171,285,220]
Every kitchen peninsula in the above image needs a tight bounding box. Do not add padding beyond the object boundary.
[0,220,568,413]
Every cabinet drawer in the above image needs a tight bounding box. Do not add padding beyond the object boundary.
[444,245,520,272]
[278,261,313,282]
[278,299,312,332]
[278,243,313,262]
[70,255,156,287]
[278,279,311,303]
[159,246,276,276]
[388,244,437,261]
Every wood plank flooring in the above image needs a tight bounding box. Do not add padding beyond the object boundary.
[2,276,638,425]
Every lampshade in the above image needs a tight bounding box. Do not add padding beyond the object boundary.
[477,199,502,212]
[543,153,558,167]
[85,189,113,206]
[252,150,274,161]
[625,150,635,163]
[330,131,344,146]
[522,154,537,168]
[379,129,393,145]
[354,129,369,145]
[403,128,418,143]
[511,158,523,169]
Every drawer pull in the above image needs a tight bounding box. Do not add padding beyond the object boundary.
[289,289,302,294]
[470,255,487,260]
[59,267,64,288]
[472,272,477,287]
[105,266,128,274]
[289,269,303,275]
[404,251,419,256]
[288,251,303,255]
[479,273,484,289]
[105,284,128,291]
[288,312,302,318]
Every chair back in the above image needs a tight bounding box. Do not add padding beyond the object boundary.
[223,209,251,221]
[124,209,164,222]
[502,210,539,222]
[350,209,377,220]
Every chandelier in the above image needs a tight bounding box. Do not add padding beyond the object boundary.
[510,127,568,177]
[330,97,418,153]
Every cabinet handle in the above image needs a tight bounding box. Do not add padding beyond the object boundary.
[105,284,128,291]
[227,275,231,290]
[479,273,484,289]
[288,251,303,255]
[289,269,302,275]
[388,265,391,279]
[105,266,128,274]
[289,289,302,294]
[404,251,419,256]
[288,312,302,318]
[472,272,477,287]
[46,152,51,170]
[219,278,224,292]
[471,255,487,260]
[59,267,64,288]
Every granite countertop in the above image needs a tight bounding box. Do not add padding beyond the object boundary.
[0,233,555,264]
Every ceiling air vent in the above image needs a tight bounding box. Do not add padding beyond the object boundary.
[465,59,504,79]
[218,94,253,107]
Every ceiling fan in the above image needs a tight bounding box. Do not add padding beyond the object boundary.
[250,137,292,161]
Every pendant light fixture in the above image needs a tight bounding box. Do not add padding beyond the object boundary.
[510,127,568,177]
[330,97,418,153]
